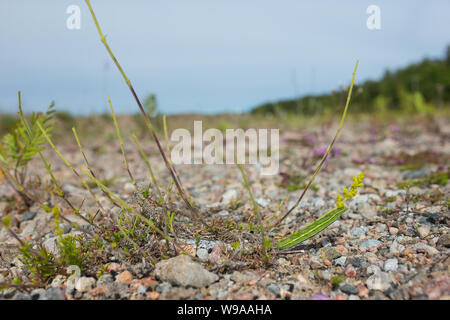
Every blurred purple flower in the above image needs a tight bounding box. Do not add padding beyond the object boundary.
[313,294,330,300]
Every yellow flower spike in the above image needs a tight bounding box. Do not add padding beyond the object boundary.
[335,173,365,208]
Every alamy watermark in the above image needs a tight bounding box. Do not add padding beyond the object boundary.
[366,5,381,30]
[170,121,279,176]
[66,5,81,30]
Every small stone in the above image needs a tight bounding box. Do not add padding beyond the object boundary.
[256,198,269,207]
[221,189,238,204]
[319,247,342,261]
[334,256,347,266]
[389,227,399,235]
[266,283,281,297]
[359,239,382,250]
[366,265,381,275]
[21,211,36,222]
[345,264,357,278]
[366,272,391,291]
[107,263,121,273]
[154,255,219,288]
[146,291,160,300]
[218,210,229,216]
[390,241,405,255]
[11,292,31,300]
[50,275,66,287]
[351,227,367,237]
[75,277,96,293]
[384,258,398,272]
[197,248,209,260]
[438,234,450,248]
[43,237,59,255]
[340,284,359,295]
[123,182,135,194]
[45,287,65,300]
[97,274,114,286]
[413,242,439,256]
[416,225,431,238]
[230,271,259,284]
[117,270,133,283]
[31,288,48,300]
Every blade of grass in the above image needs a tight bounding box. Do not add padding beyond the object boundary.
[131,133,162,198]
[108,96,137,189]
[84,1,208,228]
[271,61,358,229]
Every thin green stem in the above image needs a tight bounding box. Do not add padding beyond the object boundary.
[108,96,137,188]
[131,133,162,197]
[271,60,358,229]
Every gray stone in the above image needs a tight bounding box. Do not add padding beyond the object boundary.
[45,287,65,300]
[11,292,31,300]
[416,225,431,238]
[154,255,219,288]
[21,211,36,222]
[196,248,209,260]
[351,227,367,237]
[438,234,450,248]
[230,271,259,284]
[340,284,359,295]
[401,169,428,180]
[218,210,229,216]
[266,283,281,297]
[156,282,172,293]
[413,242,439,256]
[221,189,238,204]
[367,272,392,291]
[30,288,48,300]
[360,239,382,250]
[390,241,405,255]
[256,198,269,207]
[319,247,341,261]
[384,258,398,272]
[334,256,347,266]
[75,277,96,293]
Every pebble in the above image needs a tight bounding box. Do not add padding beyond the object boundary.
[45,287,66,300]
[319,247,342,261]
[334,256,347,267]
[366,272,392,291]
[416,225,431,238]
[413,242,439,256]
[116,271,133,283]
[221,189,238,204]
[351,227,367,237]
[31,289,48,300]
[21,211,36,222]
[11,292,31,300]
[123,182,135,194]
[345,264,357,278]
[438,234,450,248]
[389,227,399,235]
[154,255,219,288]
[360,239,382,250]
[340,284,359,295]
[218,210,229,216]
[384,258,398,272]
[266,283,281,297]
[75,277,96,293]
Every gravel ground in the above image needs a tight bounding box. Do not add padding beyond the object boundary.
[0,115,449,300]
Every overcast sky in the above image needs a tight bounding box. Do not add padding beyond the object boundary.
[1,0,449,115]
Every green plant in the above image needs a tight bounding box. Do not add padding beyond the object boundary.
[277,173,364,250]
[0,92,55,205]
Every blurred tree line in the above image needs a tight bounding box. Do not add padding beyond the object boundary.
[252,46,450,116]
